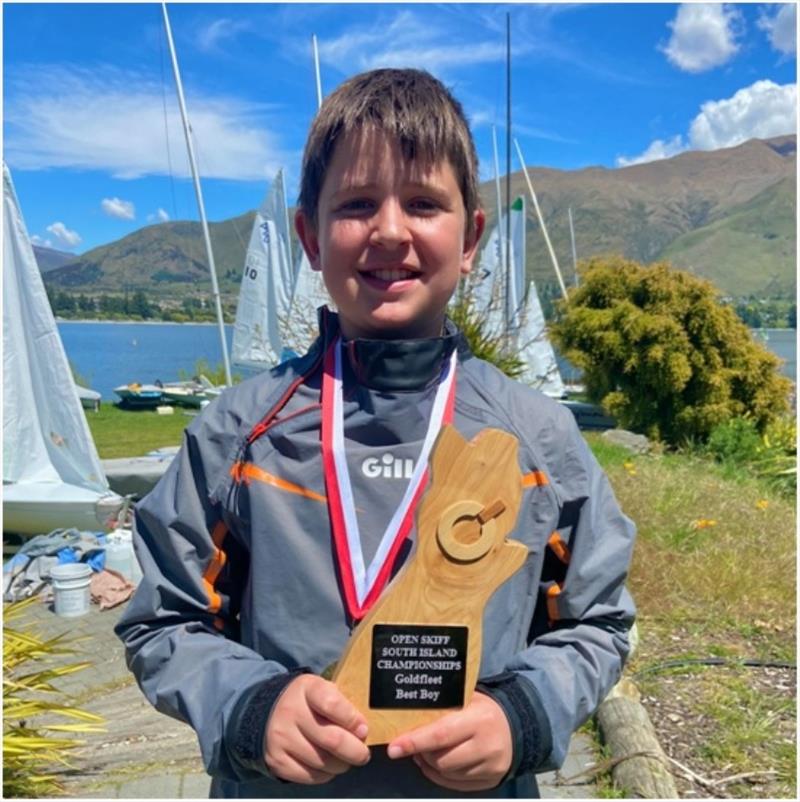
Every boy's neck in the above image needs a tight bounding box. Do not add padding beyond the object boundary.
[326,311,460,392]
[338,315,446,343]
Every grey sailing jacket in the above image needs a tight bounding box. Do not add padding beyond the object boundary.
[115,312,636,798]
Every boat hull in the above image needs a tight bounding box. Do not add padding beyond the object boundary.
[114,384,164,409]
[561,400,617,431]
[101,447,178,498]
[2,482,123,535]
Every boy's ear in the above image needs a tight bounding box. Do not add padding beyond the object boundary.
[460,208,486,276]
[294,210,322,271]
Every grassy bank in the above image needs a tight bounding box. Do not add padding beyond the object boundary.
[587,433,796,798]
[86,403,189,458]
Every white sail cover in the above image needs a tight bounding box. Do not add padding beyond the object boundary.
[468,195,565,398]
[508,196,526,323]
[472,196,527,337]
[285,250,331,356]
[515,278,566,398]
[2,162,110,494]
[231,169,295,369]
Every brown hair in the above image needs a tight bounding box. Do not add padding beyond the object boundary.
[298,68,480,237]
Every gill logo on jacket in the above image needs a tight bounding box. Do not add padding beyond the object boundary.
[361,454,415,480]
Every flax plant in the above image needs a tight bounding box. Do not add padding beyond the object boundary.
[3,598,105,797]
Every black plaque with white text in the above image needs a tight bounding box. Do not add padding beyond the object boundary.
[369,624,469,709]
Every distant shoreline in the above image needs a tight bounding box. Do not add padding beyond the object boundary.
[56,318,232,326]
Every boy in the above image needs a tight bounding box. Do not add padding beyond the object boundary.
[116,68,636,798]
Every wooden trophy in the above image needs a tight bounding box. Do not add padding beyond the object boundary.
[333,425,526,745]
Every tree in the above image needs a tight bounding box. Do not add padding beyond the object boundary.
[129,290,153,319]
[550,256,791,445]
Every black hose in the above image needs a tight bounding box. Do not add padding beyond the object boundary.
[633,657,796,677]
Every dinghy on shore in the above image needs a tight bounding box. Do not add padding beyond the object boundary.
[113,383,164,409]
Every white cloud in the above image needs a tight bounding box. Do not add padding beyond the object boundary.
[196,18,252,53]
[319,11,505,74]
[616,135,686,167]
[4,64,289,181]
[30,234,53,248]
[662,4,742,73]
[757,4,797,56]
[46,221,82,248]
[101,197,135,220]
[147,208,170,223]
[689,80,797,149]
[616,80,796,166]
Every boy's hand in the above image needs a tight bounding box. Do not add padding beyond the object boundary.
[264,675,371,784]
[386,692,513,791]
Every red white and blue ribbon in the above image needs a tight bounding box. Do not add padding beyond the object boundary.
[321,336,457,620]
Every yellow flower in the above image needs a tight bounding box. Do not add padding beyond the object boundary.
[690,518,718,530]
[755,499,769,511]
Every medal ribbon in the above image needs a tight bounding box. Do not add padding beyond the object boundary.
[321,336,457,620]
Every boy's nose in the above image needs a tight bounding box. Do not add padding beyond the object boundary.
[369,200,411,248]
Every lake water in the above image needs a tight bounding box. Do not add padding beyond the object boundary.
[752,328,796,381]
[58,322,235,400]
[58,321,796,401]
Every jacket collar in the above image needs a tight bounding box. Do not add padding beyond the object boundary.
[317,307,468,392]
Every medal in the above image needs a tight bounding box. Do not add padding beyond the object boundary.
[321,336,457,620]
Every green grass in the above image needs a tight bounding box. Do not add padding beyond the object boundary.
[585,432,796,798]
[85,402,189,458]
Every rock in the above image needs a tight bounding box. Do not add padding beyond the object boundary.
[602,428,651,454]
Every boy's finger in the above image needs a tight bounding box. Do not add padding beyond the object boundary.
[306,682,369,737]
[415,741,482,776]
[271,751,336,785]
[299,717,372,768]
[387,715,469,759]
[414,757,494,792]
[285,739,354,776]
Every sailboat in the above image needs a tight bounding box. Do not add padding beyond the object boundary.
[285,250,332,357]
[2,163,124,535]
[470,195,566,398]
[231,169,297,370]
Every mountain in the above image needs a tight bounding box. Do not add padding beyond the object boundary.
[45,135,795,301]
[490,135,796,296]
[33,245,76,273]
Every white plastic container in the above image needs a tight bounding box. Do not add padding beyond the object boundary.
[105,529,142,584]
[50,563,92,617]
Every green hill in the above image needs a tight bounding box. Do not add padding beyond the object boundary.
[660,177,796,296]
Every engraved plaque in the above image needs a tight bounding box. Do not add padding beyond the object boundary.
[369,624,468,709]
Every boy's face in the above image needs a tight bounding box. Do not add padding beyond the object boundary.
[296,129,484,341]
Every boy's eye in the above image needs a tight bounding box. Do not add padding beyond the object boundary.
[337,198,374,214]
[408,197,440,213]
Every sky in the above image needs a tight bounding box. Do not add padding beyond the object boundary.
[3,1,797,254]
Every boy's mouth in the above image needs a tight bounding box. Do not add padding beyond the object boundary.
[359,267,420,290]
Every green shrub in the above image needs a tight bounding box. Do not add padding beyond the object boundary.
[706,417,763,463]
[705,414,796,494]
[550,256,791,446]
[448,292,524,379]
[178,358,241,387]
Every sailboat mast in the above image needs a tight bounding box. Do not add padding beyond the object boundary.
[514,138,568,300]
[161,2,232,386]
[281,170,294,269]
[491,126,507,287]
[312,35,323,111]
[568,207,579,286]
[504,11,512,333]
